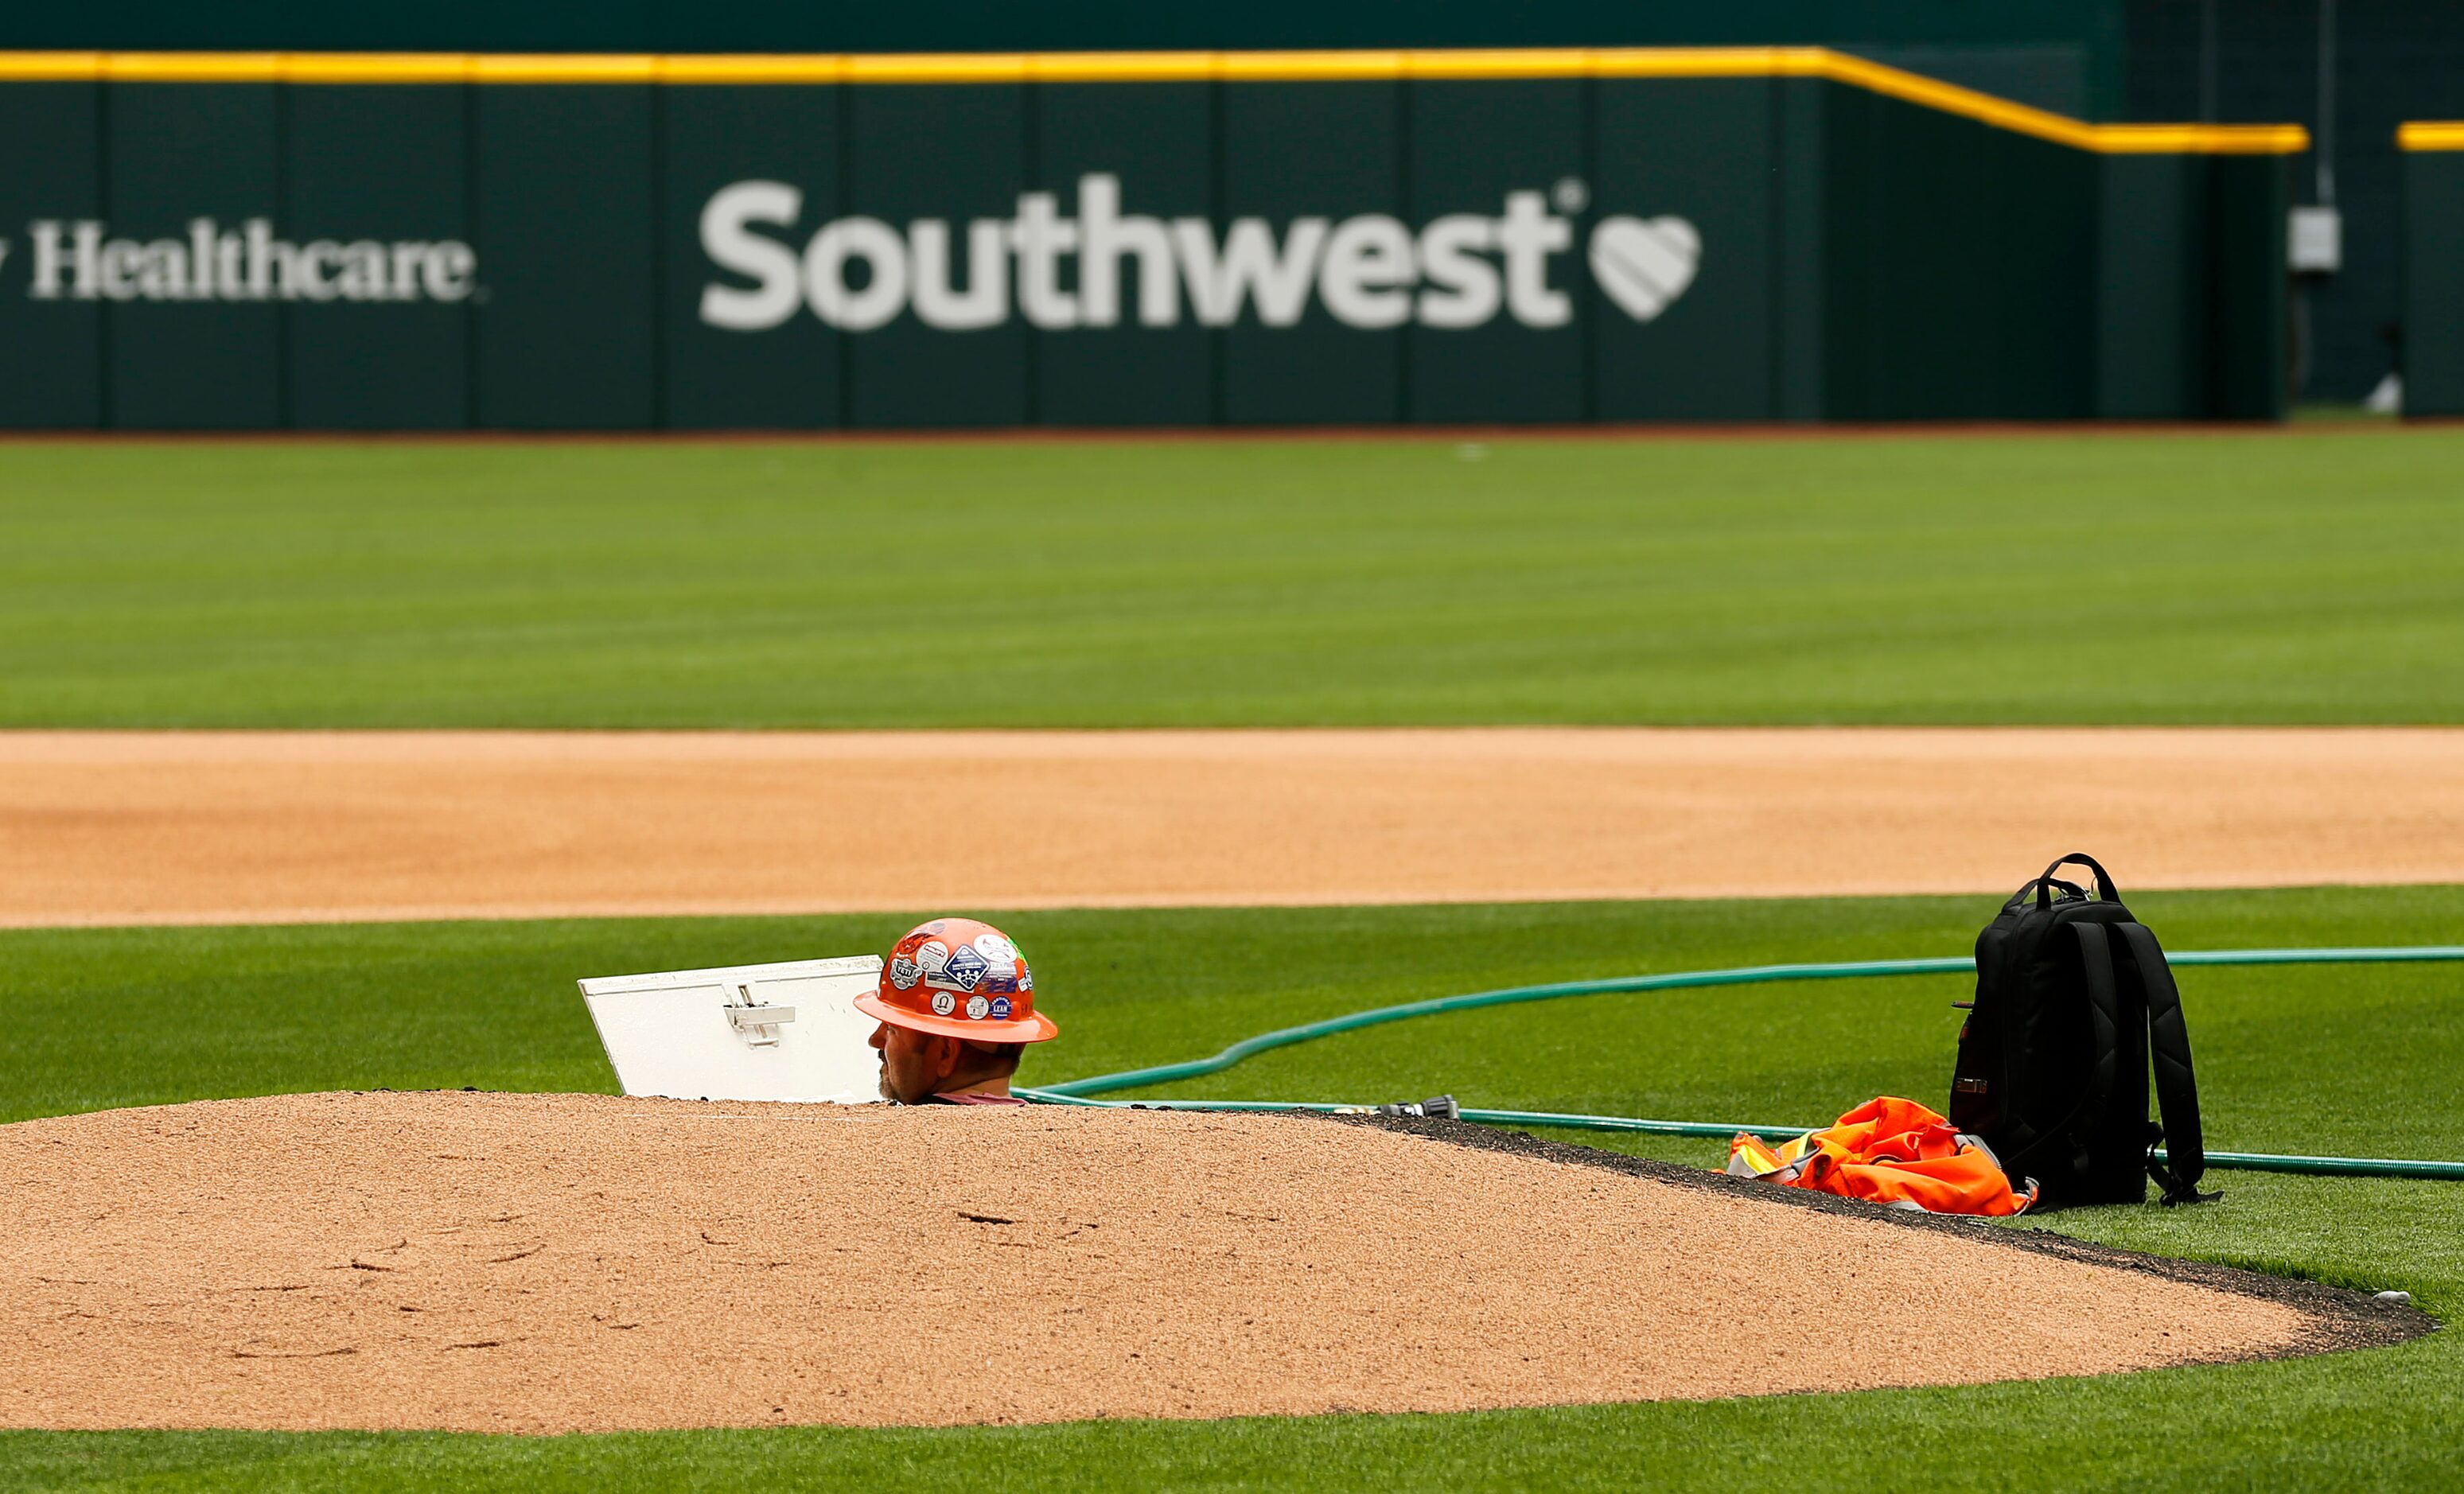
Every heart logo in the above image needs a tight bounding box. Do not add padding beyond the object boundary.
[1587,216,1700,322]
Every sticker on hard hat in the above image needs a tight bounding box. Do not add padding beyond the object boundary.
[989,996,1013,1020]
[965,994,991,1020]
[931,991,956,1016]
[889,956,922,990]
[974,932,1018,963]
[937,945,991,992]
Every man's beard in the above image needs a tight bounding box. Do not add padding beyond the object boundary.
[878,1064,899,1103]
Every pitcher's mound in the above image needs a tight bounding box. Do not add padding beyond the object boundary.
[0,1091,2403,1434]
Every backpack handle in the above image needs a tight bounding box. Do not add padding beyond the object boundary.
[2035,853,2120,909]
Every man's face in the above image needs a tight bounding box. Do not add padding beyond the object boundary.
[870,1021,948,1103]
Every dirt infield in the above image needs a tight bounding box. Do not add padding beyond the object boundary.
[1,1091,2412,1435]
[4,728,2462,927]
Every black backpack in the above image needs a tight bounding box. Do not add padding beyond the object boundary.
[1949,854,2214,1209]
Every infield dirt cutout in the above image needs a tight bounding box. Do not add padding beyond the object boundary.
[6,727,2464,926]
[0,1091,2410,1435]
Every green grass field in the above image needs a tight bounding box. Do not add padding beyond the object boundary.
[3,430,2461,727]
[4,888,2460,1491]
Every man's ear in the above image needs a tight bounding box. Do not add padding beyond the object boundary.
[926,1033,964,1081]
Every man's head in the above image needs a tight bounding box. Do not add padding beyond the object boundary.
[868,1023,1025,1103]
[851,917,1059,1103]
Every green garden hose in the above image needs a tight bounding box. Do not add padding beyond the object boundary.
[1019,944,2464,1182]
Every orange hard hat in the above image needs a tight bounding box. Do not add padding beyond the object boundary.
[854,917,1060,1044]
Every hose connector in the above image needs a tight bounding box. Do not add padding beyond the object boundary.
[1376,1095,1460,1120]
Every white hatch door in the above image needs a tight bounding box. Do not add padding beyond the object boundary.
[578,955,884,1103]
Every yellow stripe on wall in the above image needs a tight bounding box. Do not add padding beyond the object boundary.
[0,46,2307,155]
[2399,122,2464,151]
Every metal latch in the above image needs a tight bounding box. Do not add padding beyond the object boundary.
[724,984,795,1046]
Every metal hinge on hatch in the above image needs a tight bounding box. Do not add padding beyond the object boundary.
[724,983,796,1047]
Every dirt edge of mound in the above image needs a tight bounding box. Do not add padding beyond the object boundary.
[1352,1112,2438,1362]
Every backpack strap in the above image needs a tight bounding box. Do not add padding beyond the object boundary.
[2065,922,2127,1181]
[2117,921,2219,1206]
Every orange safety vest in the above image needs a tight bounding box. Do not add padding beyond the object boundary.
[1726,1096,2038,1216]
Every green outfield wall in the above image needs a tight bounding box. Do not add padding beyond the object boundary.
[2401,124,2464,418]
[0,51,2299,430]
